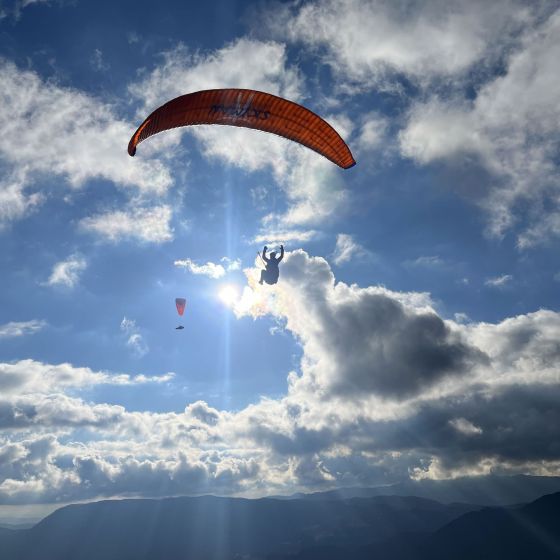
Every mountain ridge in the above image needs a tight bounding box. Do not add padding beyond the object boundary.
[1,478,559,559]
[0,493,481,560]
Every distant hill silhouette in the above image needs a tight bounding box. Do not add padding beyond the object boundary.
[285,492,560,560]
[420,491,560,560]
[0,495,478,560]
[1,489,558,559]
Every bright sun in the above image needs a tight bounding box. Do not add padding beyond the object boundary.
[218,284,239,307]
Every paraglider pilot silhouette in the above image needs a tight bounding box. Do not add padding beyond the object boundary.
[259,245,284,285]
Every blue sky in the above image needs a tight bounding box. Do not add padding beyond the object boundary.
[1,0,560,520]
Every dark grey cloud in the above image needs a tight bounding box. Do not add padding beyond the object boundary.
[227,251,560,488]
[320,292,485,398]
[344,383,560,471]
[249,422,335,456]
[238,381,560,489]
[279,251,487,399]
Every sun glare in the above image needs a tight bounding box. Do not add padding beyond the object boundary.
[218,284,239,307]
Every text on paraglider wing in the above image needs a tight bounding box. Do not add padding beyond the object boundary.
[209,103,270,121]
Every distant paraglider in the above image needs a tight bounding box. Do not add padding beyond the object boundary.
[175,298,186,315]
[128,89,356,169]
[175,297,186,330]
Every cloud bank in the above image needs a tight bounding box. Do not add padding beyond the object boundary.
[1,251,559,504]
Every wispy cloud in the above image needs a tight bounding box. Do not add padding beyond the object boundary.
[44,254,87,289]
[127,31,140,44]
[0,320,46,338]
[90,48,109,72]
[80,205,173,244]
[7,0,55,21]
[449,417,483,436]
[405,255,445,268]
[0,359,172,395]
[332,233,370,265]
[120,317,148,357]
[0,177,44,230]
[484,274,513,288]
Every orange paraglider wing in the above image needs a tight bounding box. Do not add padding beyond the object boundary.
[128,89,355,169]
[175,298,186,316]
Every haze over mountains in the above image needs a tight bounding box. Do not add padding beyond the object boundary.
[277,474,560,506]
[1,476,559,560]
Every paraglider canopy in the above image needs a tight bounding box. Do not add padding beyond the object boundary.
[128,88,355,169]
[175,298,186,316]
